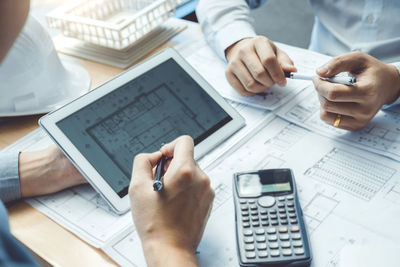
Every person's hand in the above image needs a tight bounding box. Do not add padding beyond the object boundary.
[19,145,86,198]
[129,136,214,267]
[313,52,400,130]
[225,36,297,96]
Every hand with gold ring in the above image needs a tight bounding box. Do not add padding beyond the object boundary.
[312,52,400,131]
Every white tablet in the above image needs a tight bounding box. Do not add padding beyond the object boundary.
[39,48,245,214]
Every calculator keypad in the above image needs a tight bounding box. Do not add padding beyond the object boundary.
[239,195,306,263]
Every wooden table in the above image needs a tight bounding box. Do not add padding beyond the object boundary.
[0,6,200,265]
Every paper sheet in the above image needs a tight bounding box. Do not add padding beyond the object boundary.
[276,85,400,161]
[180,38,310,110]
[103,116,400,267]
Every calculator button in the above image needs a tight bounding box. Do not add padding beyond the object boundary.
[256,236,266,243]
[241,211,249,216]
[252,221,260,227]
[281,241,291,248]
[288,207,295,213]
[242,217,250,222]
[279,214,287,219]
[278,227,288,233]
[269,209,277,214]
[251,210,258,216]
[243,222,250,228]
[279,209,286,214]
[290,219,298,224]
[257,243,267,250]
[292,233,302,240]
[245,244,255,251]
[244,237,254,243]
[287,196,294,201]
[250,204,258,210]
[239,199,247,204]
[293,240,303,247]
[289,213,297,218]
[287,202,294,207]
[268,235,278,241]
[270,214,277,220]
[271,220,279,226]
[260,209,268,215]
[260,215,268,220]
[278,196,285,202]
[248,199,256,204]
[267,227,276,234]
[270,249,280,257]
[241,205,249,211]
[278,203,285,208]
[261,221,269,226]
[246,252,256,259]
[269,243,279,249]
[255,229,265,235]
[280,234,290,241]
[258,196,276,208]
[243,229,253,236]
[251,216,259,221]
[258,250,268,258]
[282,249,293,256]
[290,226,300,232]
[281,219,288,225]
[294,248,305,255]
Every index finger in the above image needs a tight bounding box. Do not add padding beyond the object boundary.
[131,151,162,181]
[160,135,194,161]
[312,76,365,102]
[254,38,285,84]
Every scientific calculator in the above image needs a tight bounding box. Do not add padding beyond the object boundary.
[233,169,312,266]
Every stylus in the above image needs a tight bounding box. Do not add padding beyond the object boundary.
[153,155,169,191]
[284,71,356,86]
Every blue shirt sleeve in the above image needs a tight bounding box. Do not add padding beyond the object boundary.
[0,201,38,266]
[246,0,268,9]
[0,152,22,203]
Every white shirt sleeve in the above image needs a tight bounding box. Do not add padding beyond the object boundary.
[196,0,260,61]
[382,62,400,109]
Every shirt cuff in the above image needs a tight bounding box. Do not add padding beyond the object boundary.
[214,20,257,61]
[382,62,400,109]
[0,152,21,203]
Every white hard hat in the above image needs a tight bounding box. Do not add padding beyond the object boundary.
[0,15,90,116]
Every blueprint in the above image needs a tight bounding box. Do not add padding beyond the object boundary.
[276,85,400,161]
[103,117,400,267]
[180,38,310,110]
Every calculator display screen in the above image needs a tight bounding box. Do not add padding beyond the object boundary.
[237,172,292,197]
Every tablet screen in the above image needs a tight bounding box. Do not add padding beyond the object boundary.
[56,58,232,197]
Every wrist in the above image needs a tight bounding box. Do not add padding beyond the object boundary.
[142,239,198,267]
[19,149,55,197]
[385,64,400,105]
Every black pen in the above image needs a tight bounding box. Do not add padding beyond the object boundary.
[153,155,168,191]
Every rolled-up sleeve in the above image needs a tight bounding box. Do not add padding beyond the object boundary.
[197,0,268,60]
[0,153,21,203]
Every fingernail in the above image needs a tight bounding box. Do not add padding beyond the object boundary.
[278,80,286,87]
[317,64,329,74]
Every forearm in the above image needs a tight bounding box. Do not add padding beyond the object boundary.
[142,240,199,267]
[0,0,30,63]
[196,0,263,60]
[383,63,400,109]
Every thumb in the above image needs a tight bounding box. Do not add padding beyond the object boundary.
[132,151,162,181]
[276,48,297,72]
[317,52,366,77]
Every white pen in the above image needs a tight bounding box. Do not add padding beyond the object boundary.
[284,71,356,86]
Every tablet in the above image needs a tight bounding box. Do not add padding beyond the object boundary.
[39,48,245,214]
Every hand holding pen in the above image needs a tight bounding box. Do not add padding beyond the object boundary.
[129,136,214,266]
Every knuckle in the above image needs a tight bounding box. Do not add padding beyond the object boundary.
[320,110,329,121]
[254,69,266,80]
[326,90,337,101]
[245,79,258,91]
[262,55,276,67]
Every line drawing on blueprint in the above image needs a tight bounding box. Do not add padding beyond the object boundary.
[304,148,396,201]
[212,183,232,212]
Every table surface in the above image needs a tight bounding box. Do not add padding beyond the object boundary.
[1,3,201,265]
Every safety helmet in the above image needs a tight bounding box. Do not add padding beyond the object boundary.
[0,15,90,116]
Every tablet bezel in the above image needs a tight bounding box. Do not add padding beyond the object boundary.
[39,47,245,214]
